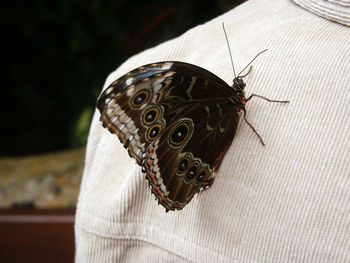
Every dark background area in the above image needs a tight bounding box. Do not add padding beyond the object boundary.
[2,0,243,157]
[1,2,243,262]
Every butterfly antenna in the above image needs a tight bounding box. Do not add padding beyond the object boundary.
[222,22,236,79]
[238,49,268,77]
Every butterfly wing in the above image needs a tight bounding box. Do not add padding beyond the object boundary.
[97,62,178,164]
[97,61,243,211]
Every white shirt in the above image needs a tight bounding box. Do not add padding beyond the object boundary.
[75,0,350,262]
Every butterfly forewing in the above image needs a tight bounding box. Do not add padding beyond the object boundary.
[97,62,177,164]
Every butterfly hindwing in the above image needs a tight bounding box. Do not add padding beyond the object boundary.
[145,97,240,210]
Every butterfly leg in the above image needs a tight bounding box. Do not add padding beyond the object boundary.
[242,108,265,146]
[246,93,290,103]
[244,95,288,145]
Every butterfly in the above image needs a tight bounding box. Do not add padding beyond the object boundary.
[96,25,288,212]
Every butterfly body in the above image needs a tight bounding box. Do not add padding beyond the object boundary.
[97,61,247,211]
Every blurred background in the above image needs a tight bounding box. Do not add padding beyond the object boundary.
[1,0,242,262]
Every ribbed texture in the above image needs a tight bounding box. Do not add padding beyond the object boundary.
[293,0,350,26]
[75,0,350,262]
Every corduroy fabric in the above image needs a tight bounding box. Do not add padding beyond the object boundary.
[293,0,350,26]
[75,0,350,262]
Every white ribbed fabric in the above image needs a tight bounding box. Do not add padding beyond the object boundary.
[293,0,350,26]
[75,0,350,262]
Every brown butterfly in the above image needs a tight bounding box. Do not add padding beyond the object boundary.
[96,25,288,211]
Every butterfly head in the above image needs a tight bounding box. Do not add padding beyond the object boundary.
[232,77,246,90]
[232,76,246,99]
